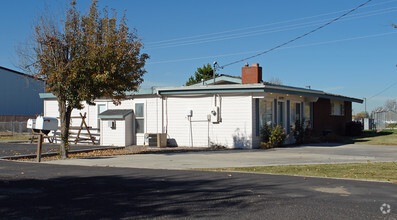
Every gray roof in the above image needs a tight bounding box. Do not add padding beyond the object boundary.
[98,109,133,119]
[39,75,363,103]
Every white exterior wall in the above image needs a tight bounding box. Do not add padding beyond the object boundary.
[100,114,133,146]
[212,95,253,148]
[164,94,253,148]
[43,99,59,118]
[130,97,163,145]
[42,94,254,148]
[101,120,126,146]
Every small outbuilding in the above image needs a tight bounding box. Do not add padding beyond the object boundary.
[98,109,134,146]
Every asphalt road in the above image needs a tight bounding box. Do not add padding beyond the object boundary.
[0,160,396,219]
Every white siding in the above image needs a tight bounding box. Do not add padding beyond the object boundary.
[210,95,253,148]
[164,94,253,148]
[43,94,255,148]
[132,97,163,145]
[165,96,212,147]
[101,120,126,146]
[44,99,59,118]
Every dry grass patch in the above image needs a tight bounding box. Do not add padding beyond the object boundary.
[199,162,397,183]
[0,136,30,141]
[12,148,147,161]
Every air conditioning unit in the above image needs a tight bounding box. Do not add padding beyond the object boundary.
[211,106,220,123]
[147,133,167,148]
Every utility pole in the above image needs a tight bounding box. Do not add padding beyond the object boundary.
[363,97,367,117]
[213,61,217,85]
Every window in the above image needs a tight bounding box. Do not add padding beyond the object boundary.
[304,102,312,128]
[330,100,344,116]
[278,102,285,127]
[109,120,116,129]
[259,99,273,127]
[135,103,144,133]
[97,104,106,130]
[290,102,301,128]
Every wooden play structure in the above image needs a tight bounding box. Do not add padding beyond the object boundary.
[70,113,96,144]
[30,112,98,145]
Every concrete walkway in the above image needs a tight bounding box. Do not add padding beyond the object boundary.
[44,143,397,169]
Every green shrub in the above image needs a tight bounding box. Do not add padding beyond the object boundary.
[259,124,288,148]
[292,119,305,145]
[346,121,363,136]
[268,125,288,148]
[259,123,271,143]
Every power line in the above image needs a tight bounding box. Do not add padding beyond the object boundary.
[146,0,396,46]
[147,8,397,50]
[367,80,397,100]
[146,7,397,49]
[219,0,374,69]
[147,31,397,64]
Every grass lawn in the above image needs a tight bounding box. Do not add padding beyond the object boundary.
[199,162,397,183]
[316,130,397,145]
[352,130,397,145]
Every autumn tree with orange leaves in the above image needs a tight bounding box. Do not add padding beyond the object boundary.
[18,0,149,158]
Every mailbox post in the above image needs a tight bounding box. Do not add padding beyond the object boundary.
[27,116,58,162]
[36,134,43,162]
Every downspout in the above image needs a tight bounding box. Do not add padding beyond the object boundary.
[156,90,165,135]
[161,96,164,134]
[156,96,158,133]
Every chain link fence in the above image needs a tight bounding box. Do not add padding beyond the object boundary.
[0,122,31,136]
[373,110,397,130]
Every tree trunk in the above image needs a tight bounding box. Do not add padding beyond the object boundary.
[58,99,72,159]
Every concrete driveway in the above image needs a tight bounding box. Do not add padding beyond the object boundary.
[43,143,397,169]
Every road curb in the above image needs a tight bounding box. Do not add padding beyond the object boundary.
[0,146,125,160]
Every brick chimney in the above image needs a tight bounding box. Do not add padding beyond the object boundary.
[242,63,262,84]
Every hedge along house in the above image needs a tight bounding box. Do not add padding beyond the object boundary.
[39,63,363,148]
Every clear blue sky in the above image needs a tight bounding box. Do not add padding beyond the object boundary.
[1,0,397,114]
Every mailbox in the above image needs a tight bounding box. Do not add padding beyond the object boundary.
[27,119,36,129]
[35,116,58,131]
[27,116,58,134]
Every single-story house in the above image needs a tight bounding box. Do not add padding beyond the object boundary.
[39,63,363,148]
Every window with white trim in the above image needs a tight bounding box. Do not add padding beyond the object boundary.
[259,99,273,127]
[290,102,301,129]
[97,104,106,130]
[135,103,144,133]
[330,100,344,116]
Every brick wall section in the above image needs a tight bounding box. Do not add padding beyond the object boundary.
[312,98,352,136]
[242,63,262,84]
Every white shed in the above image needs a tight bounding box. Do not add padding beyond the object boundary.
[98,109,134,146]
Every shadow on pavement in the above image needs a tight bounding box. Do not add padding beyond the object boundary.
[1,173,278,219]
[0,160,393,219]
